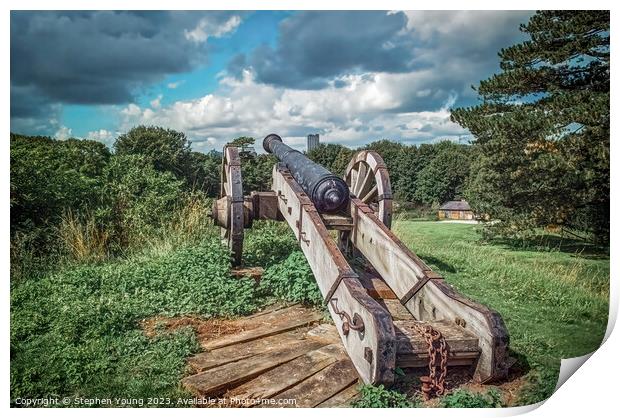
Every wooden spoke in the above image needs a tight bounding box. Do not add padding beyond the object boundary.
[361,184,378,204]
[344,151,393,229]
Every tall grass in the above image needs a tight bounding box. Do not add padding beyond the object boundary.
[58,210,110,262]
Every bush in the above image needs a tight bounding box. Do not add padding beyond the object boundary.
[439,388,503,408]
[352,384,418,408]
[101,154,186,249]
[259,251,323,306]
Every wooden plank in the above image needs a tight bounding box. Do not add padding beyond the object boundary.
[306,323,341,344]
[187,329,306,373]
[225,344,344,402]
[262,359,359,408]
[321,214,353,230]
[394,320,480,355]
[201,306,323,350]
[317,383,361,408]
[182,338,326,397]
[357,270,397,300]
[242,302,299,320]
[380,299,414,320]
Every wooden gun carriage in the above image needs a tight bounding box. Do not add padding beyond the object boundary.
[212,134,510,397]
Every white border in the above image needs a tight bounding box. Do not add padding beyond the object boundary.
[3,1,617,417]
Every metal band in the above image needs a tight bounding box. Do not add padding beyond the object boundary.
[324,272,357,305]
[400,276,430,305]
[377,193,393,202]
[400,271,444,305]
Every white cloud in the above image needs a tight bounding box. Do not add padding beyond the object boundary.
[118,70,469,152]
[150,94,163,109]
[86,129,117,147]
[184,15,241,44]
[54,125,73,140]
[167,81,184,89]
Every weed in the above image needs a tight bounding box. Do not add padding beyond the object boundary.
[439,388,503,408]
[259,251,323,306]
[352,384,419,408]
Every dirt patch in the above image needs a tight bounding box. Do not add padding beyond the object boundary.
[140,315,258,342]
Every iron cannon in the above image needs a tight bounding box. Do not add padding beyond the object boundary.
[263,134,349,213]
[210,134,511,394]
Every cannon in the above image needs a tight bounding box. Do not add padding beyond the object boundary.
[212,134,511,395]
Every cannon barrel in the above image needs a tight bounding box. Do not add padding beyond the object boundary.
[263,134,349,213]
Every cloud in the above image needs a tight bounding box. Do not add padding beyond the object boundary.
[231,11,415,89]
[230,10,533,110]
[86,129,117,147]
[150,94,163,109]
[167,80,185,89]
[54,125,73,140]
[118,70,471,151]
[184,15,241,43]
[10,11,242,131]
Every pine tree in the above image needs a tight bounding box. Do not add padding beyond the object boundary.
[451,11,609,242]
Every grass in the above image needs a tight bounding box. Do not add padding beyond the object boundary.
[11,214,608,407]
[10,219,317,407]
[392,220,609,405]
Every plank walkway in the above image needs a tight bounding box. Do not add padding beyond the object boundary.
[182,304,361,408]
[181,276,481,407]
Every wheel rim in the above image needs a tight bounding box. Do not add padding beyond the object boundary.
[220,146,244,266]
[344,150,393,229]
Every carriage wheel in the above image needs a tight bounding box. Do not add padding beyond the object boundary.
[218,146,244,266]
[344,150,393,229]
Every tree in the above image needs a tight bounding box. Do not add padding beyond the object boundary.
[413,142,472,205]
[307,143,351,174]
[451,11,609,241]
[114,126,191,178]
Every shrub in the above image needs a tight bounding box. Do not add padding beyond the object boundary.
[352,384,418,408]
[259,251,322,306]
[439,388,503,408]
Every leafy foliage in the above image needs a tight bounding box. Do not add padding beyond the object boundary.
[439,389,503,408]
[413,142,472,205]
[10,134,110,232]
[451,11,610,242]
[10,238,259,403]
[352,384,418,408]
[259,251,322,306]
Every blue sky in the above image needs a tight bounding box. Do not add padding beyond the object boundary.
[10,11,533,151]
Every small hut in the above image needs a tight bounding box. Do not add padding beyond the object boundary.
[438,199,474,220]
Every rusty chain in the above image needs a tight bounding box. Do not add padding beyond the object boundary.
[409,322,449,400]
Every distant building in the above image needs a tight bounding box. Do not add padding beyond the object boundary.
[307,134,320,152]
[438,199,475,220]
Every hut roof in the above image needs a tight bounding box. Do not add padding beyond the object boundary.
[439,200,472,211]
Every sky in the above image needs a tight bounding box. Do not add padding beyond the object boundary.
[10,10,534,151]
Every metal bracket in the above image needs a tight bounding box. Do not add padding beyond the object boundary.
[329,298,365,336]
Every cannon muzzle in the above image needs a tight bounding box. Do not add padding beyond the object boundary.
[263,134,349,213]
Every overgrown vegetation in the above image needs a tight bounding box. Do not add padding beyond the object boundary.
[352,384,419,408]
[439,389,503,408]
[259,251,323,306]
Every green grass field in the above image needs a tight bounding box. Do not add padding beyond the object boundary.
[392,220,610,404]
